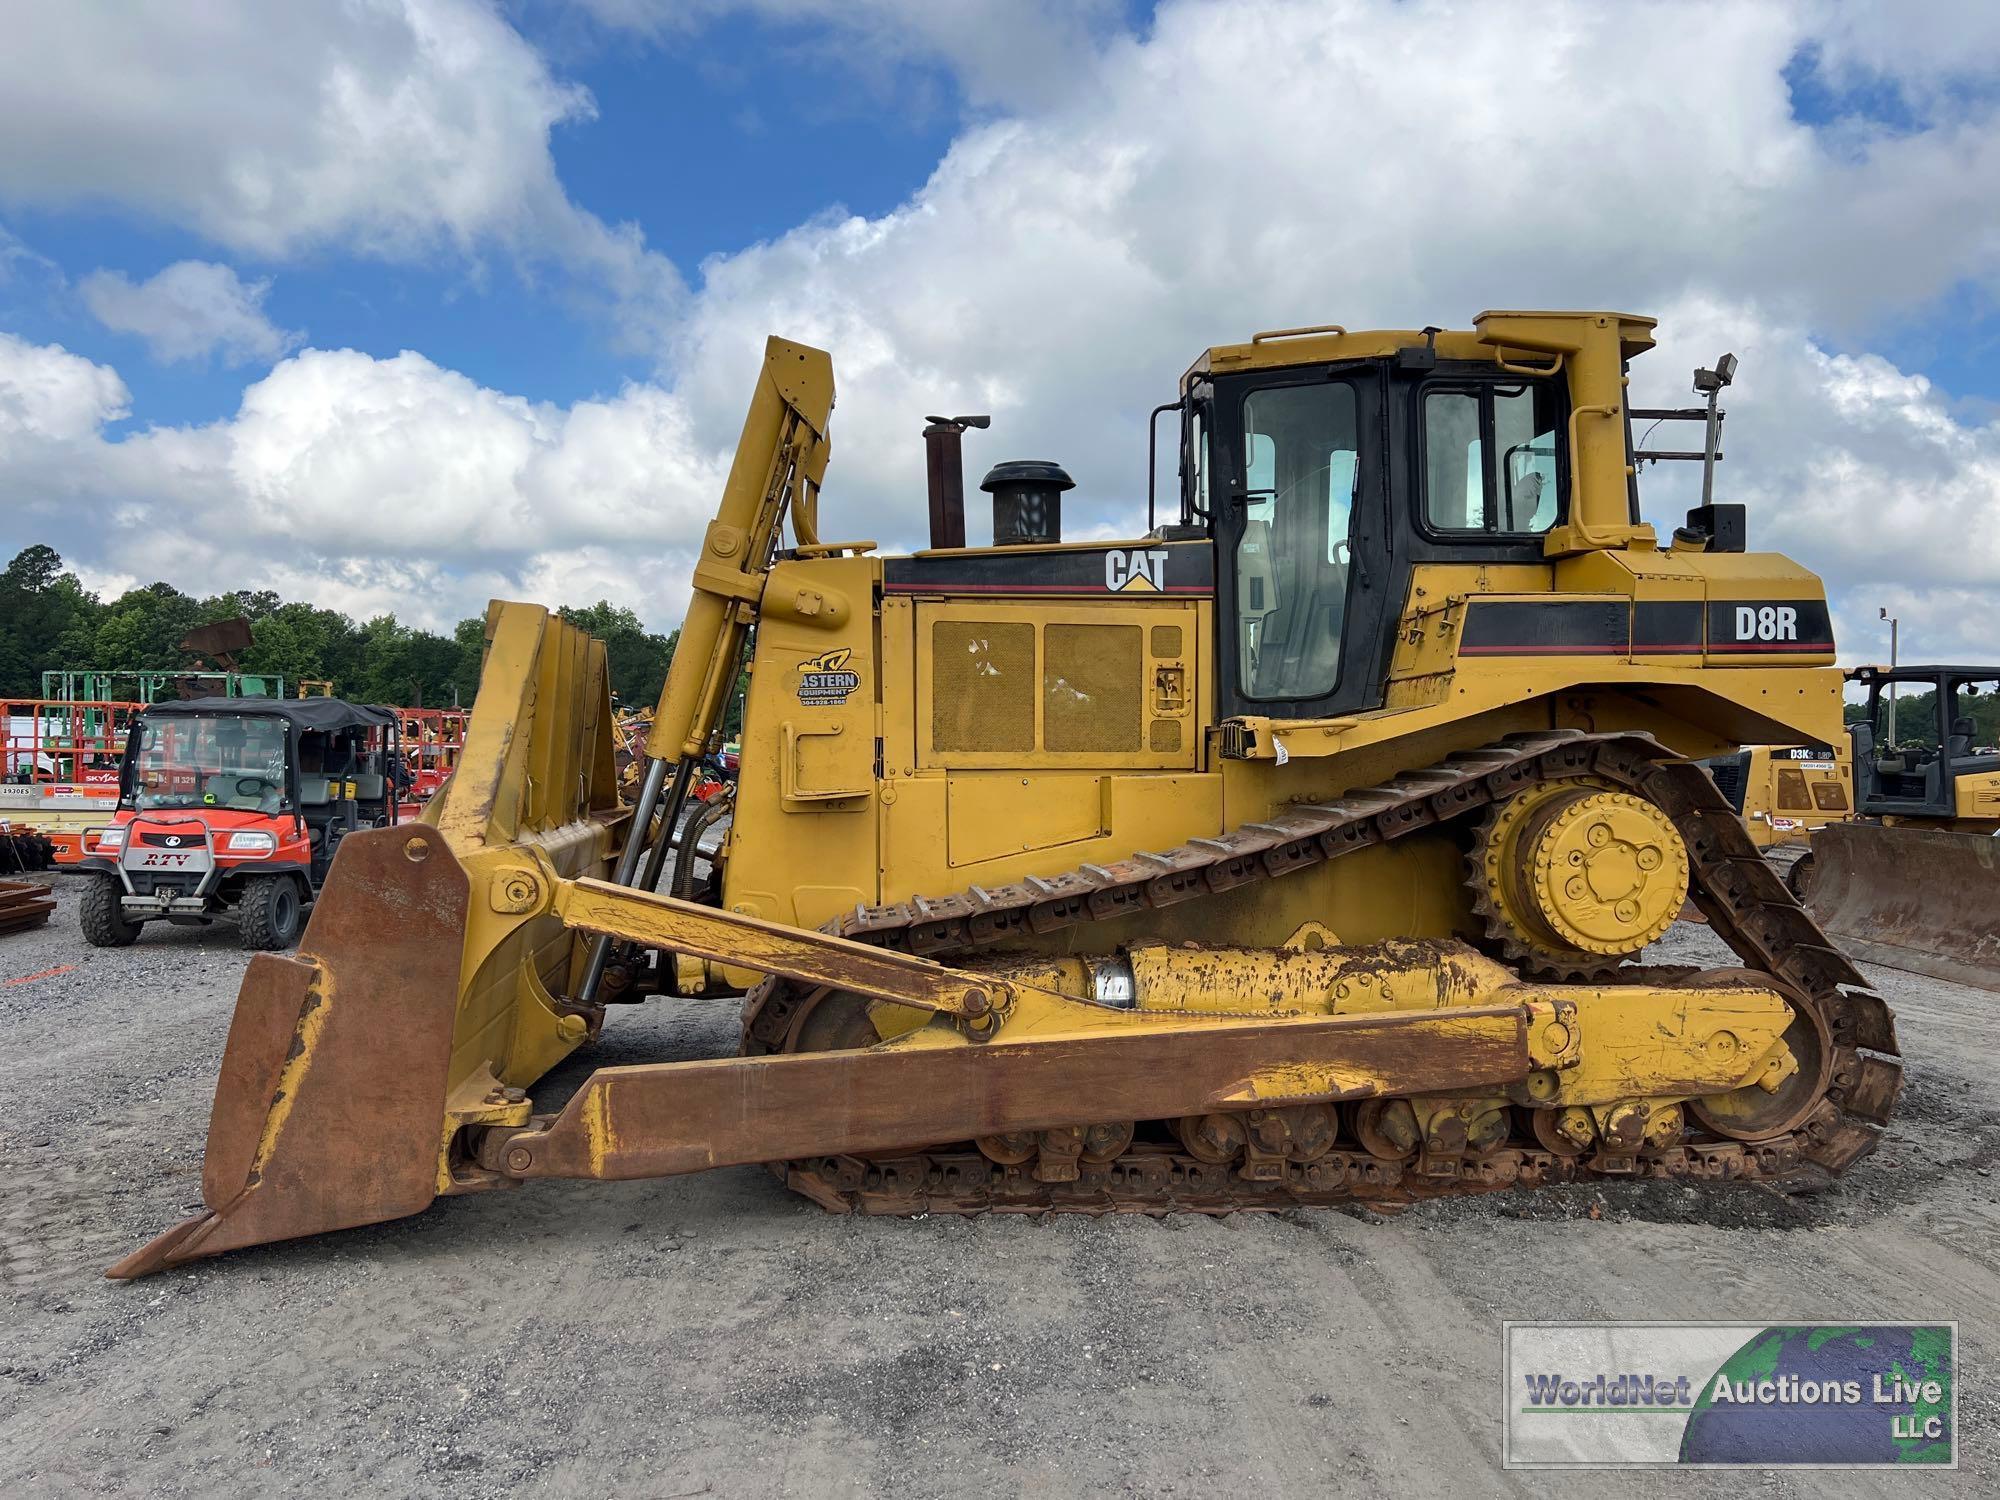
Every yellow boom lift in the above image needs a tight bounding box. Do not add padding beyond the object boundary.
[113,314,1901,1277]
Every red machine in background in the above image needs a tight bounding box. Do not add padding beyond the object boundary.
[1,698,143,864]
[76,696,403,949]
[398,707,468,801]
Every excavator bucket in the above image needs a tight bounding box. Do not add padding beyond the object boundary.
[108,602,627,1277]
[1807,820,2000,991]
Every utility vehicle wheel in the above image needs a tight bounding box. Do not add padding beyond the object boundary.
[238,875,305,951]
[80,873,140,947]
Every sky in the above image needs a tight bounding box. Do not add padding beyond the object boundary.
[2,0,2000,667]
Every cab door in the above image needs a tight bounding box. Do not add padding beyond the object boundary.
[1211,364,1394,721]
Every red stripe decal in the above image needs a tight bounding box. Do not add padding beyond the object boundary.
[883,582,1212,594]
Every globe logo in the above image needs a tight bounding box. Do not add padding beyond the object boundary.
[1680,1326,1952,1465]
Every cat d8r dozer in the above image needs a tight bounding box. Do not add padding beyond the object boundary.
[112,314,1903,1278]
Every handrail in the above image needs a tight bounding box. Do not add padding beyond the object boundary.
[1560,404,1622,548]
[1492,347,1564,377]
[1251,324,1348,344]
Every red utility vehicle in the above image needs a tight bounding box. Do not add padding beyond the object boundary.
[76,696,401,949]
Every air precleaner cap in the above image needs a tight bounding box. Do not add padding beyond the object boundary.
[980,460,1074,546]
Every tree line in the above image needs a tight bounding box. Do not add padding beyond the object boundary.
[1844,687,2000,750]
[0,544,680,711]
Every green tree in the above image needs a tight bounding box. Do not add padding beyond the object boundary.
[558,601,676,709]
[1850,686,2000,750]
[90,583,206,671]
[449,616,487,706]
[235,601,358,692]
[0,541,687,713]
[0,546,103,696]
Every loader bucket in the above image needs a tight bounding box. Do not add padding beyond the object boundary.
[1807,820,2000,991]
[109,602,627,1277]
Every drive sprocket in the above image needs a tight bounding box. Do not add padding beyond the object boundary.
[1466,775,1689,981]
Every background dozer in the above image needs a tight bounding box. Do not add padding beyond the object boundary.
[113,313,1903,1278]
[1696,743,1851,905]
[1703,745,1851,856]
[1808,663,2000,989]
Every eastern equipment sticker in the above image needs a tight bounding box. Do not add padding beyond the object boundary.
[1504,1322,1955,1469]
[797,647,860,706]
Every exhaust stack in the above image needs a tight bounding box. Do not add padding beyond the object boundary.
[923,414,989,550]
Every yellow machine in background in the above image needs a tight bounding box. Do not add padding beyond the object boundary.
[113,313,1901,1278]
[1809,664,2000,989]
[1705,745,1852,854]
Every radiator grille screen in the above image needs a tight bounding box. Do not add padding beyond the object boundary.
[932,621,1035,752]
[1045,624,1142,752]
[1150,624,1183,658]
[1149,718,1182,753]
[1812,779,1849,812]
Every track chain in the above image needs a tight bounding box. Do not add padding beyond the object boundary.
[739,731,1903,1214]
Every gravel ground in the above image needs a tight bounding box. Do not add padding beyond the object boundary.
[2,875,1994,1497]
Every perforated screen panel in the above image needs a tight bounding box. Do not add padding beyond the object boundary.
[1150,624,1183,658]
[1045,624,1142,752]
[932,621,1035,752]
[1149,718,1182,753]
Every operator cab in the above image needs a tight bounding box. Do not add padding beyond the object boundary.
[1848,665,2000,819]
[1169,318,1645,723]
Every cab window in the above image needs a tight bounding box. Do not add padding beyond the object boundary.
[1235,382,1360,701]
[1422,381,1561,534]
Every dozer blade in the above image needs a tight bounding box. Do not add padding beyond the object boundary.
[107,825,469,1277]
[114,341,842,1278]
[112,599,628,1278]
[1808,819,2000,991]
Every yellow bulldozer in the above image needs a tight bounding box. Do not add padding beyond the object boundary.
[1807,663,2000,988]
[1703,745,1852,859]
[112,312,1902,1278]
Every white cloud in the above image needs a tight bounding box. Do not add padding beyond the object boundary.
[571,0,1124,109]
[0,335,723,631]
[80,260,299,366]
[653,0,2000,657]
[0,332,128,441]
[0,0,680,329]
[7,0,2000,670]
[1629,298,2000,665]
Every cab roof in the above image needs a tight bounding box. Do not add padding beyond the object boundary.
[1182,310,1658,387]
[141,695,396,733]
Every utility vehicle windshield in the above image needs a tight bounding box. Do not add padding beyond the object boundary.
[130,714,288,813]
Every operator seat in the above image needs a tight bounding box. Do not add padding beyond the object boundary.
[1915,717,1980,807]
[1947,716,1975,760]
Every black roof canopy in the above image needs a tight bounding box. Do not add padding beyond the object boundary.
[1849,665,2000,686]
[140,696,397,733]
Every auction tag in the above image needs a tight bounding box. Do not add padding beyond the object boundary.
[1504,1322,1955,1469]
